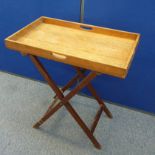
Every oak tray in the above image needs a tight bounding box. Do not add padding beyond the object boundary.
[5,16,140,78]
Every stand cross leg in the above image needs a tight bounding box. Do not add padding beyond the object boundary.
[29,55,112,149]
[74,67,113,119]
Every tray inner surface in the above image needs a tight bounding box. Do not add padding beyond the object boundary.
[12,20,137,68]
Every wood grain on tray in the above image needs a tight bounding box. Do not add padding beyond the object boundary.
[5,16,140,78]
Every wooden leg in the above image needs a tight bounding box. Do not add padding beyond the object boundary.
[53,73,81,99]
[75,67,113,118]
[90,107,103,133]
[29,55,64,99]
[29,55,101,149]
[61,73,80,92]
[63,102,101,149]
[33,102,63,128]
[37,97,59,121]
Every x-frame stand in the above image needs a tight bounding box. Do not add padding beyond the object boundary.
[29,55,113,149]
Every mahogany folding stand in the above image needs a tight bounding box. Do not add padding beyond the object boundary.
[30,55,113,149]
[5,16,140,149]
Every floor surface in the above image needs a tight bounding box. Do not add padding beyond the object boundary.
[0,72,155,155]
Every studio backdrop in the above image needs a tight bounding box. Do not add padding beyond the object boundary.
[0,0,155,114]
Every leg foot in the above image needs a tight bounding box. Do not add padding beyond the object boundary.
[95,143,102,149]
[33,121,42,128]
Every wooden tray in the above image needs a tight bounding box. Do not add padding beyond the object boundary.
[5,16,140,78]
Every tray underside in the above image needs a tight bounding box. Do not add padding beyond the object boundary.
[5,16,140,78]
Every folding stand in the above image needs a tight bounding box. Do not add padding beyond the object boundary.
[29,55,112,149]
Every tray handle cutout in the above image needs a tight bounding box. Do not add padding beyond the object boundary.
[80,25,93,30]
[52,53,67,60]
